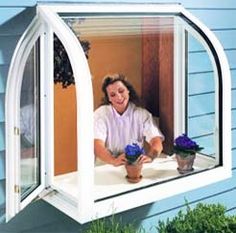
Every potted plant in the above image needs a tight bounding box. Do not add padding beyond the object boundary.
[173,134,203,174]
[124,143,144,183]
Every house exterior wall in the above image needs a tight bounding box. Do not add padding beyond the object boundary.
[0,0,235,230]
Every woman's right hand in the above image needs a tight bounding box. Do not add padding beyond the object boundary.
[112,153,127,166]
[137,154,153,164]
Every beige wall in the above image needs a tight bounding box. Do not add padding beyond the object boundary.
[54,84,77,175]
[87,35,142,109]
[54,35,142,175]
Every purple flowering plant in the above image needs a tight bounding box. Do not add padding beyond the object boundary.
[173,134,203,158]
[124,143,145,165]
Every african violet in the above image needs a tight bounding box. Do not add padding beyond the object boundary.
[124,143,144,165]
[173,134,203,158]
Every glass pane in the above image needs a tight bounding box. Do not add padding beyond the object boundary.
[20,39,40,200]
[53,34,78,195]
[186,32,218,159]
[56,14,221,201]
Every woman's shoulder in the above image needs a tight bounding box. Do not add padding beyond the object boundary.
[131,104,153,123]
[132,103,150,115]
[94,105,111,116]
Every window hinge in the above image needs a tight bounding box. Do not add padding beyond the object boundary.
[14,185,20,193]
[14,127,20,136]
[36,187,57,201]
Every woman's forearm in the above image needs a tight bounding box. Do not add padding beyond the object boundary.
[147,136,163,160]
[94,139,127,166]
[94,139,116,165]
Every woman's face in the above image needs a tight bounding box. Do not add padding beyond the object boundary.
[106,81,130,114]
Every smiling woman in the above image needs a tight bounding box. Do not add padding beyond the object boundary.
[93,73,164,166]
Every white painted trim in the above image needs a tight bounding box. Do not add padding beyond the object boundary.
[180,7,231,171]
[38,6,94,223]
[53,154,216,201]
[177,16,221,163]
[93,166,231,221]
[5,16,46,221]
[40,25,51,189]
[174,17,186,137]
[41,24,54,189]
[38,3,183,14]
[44,165,231,223]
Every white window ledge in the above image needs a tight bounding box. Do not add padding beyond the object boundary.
[53,154,216,202]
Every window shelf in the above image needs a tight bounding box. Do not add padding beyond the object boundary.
[53,154,216,202]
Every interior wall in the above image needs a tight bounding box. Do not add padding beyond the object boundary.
[157,27,174,153]
[54,84,77,175]
[86,35,142,109]
[54,34,142,174]
[141,17,174,153]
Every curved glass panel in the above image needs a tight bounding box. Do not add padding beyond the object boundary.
[20,39,40,200]
[52,35,78,197]
[187,32,217,158]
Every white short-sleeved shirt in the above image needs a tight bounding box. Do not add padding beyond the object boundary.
[94,102,164,156]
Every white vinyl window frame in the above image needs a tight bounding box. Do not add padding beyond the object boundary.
[5,3,231,223]
[175,16,221,163]
[5,17,47,221]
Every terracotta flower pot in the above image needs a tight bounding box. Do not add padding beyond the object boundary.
[125,163,143,183]
[176,153,196,174]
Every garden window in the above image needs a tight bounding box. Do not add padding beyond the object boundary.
[6,3,231,223]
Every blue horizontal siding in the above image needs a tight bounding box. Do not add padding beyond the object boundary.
[231,69,236,89]
[188,50,236,74]
[190,9,236,30]
[0,152,4,180]
[0,7,35,36]
[233,109,236,129]
[0,123,5,151]
[232,129,236,150]
[0,8,26,25]
[0,65,7,94]
[232,89,236,109]
[0,94,5,123]
[188,51,213,74]
[232,149,236,168]
[0,36,19,65]
[0,179,5,224]
[188,92,214,117]
[0,179,5,209]
[226,50,236,69]
[188,72,214,95]
[189,29,236,56]
[188,33,206,52]
[193,134,214,155]
[214,30,236,50]
[189,90,236,114]
[188,114,214,138]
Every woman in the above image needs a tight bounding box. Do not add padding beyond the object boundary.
[94,73,164,166]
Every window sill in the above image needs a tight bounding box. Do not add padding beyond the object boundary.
[53,154,216,201]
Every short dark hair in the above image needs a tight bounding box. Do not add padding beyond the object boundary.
[100,73,140,106]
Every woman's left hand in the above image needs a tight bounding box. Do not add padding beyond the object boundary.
[137,154,153,164]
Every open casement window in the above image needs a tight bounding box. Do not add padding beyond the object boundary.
[6,3,231,223]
